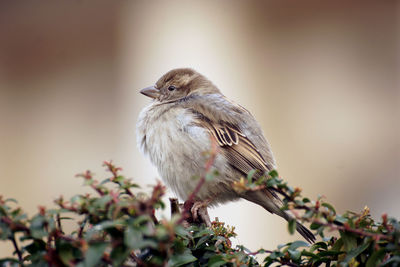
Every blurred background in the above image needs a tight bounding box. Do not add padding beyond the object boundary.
[0,0,399,258]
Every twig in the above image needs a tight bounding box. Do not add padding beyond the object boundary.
[104,161,134,197]
[10,234,23,264]
[242,173,394,242]
[56,213,63,234]
[78,218,88,238]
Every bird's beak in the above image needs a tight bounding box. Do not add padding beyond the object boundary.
[140,86,160,99]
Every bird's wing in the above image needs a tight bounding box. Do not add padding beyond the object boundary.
[183,94,276,177]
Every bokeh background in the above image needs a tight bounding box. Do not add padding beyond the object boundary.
[1,0,399,258]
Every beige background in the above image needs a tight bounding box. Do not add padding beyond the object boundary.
[1,0,399,258]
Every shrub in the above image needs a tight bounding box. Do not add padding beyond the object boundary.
[0,160,399,266]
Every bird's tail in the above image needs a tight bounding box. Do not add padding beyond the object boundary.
[295,221,316,244]
[242,190,316,243]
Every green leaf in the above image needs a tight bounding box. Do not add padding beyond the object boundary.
[124,225,157,250]
[288,249,301,261]
[168,249,197,266]
[317,250,344,257]
[277,243,288,249]
[288,240,309,250]
[247,169,258,182]
[110,245,130,266]
[58,243,75,265]
[124,226,143,249]
[382,256,400,266]
[335,215,347,224]
[5,198,18,204]
[268,251,284,260]
[343,242,370,263]
[366,248,386,267]
[340,231,357,251]
[310,241,328,251]
[208,255,226,267]
[93,195,112,209]
[175,225,190,239]
[193,228,213,238]
[29,216,48,239]
[194,235,211,249]
[331,237,343,251]
[25,239,46,253]
[0,223,12,240]
[288,219,296,235]
[84,242,108,267]
[310,222,321,230]
[268,170,279,178]
[321,202,336,215]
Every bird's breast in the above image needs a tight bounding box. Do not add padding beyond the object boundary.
[137,104,218,200]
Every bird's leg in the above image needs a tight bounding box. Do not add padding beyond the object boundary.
[191,200,212,227]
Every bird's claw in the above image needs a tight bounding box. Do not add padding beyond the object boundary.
[191,200,211,227]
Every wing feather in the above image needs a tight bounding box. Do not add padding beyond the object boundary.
[191,114,268,176]
[183,94,275,178]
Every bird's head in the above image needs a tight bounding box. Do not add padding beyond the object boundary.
[140,68,220,102]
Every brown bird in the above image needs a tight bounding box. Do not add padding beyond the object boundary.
[136,68,315,243]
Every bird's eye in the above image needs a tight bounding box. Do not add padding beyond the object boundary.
[168,85,176,91]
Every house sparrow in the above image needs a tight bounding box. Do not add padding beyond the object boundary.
[136,68,315,243]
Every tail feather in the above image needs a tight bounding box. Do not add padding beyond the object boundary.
[242,190,316,243]
[296,221,316,243]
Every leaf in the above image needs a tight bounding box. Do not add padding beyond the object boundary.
[4,198,18,204]
[168,249,197,266]
[110,245,130,266]
[93,195,112,209]
[366,248,385,267]
[335,215,347,224]
[331,237,343,252]
[24,240,46,254]
[268,251,284,260]
[193,228,214,238]
[99,178,111,185]
[277,243,289,249]
[247,169,258,182]
[322,202,336,215]
[288,249,301,261]
[288,219,296,235]
[310,241,328,251]
[194,235,211,249]
[340,231,357,251]
[0,223,12,240]
[124,226,143,249]
[175,226,190,239]
[29,216,48,239]
[288,240,309,251]
[84,242,108,267]
[208,255,226,267]
[317,250,344,257]
[381,255,400,266]
[58,243,75,265]
[310,222,321,230]
[343,242,370,263]
[124,225,157,250]
[0,258,20,265]
[268,170,279,178]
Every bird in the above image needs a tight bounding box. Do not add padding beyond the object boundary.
[136,68,315,243]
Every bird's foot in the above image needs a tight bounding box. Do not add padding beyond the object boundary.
[191,200,211,227]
